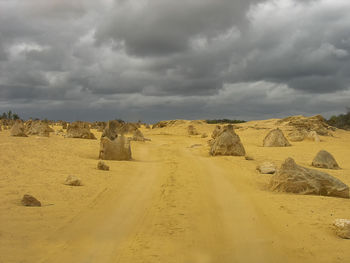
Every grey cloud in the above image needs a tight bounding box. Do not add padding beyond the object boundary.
[0,0,350,122]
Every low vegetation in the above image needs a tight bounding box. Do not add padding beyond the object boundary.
[205,119,246,124]
[327,109,350,130]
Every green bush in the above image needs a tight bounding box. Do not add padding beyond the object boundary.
[205,119,246,124]
[327,109,350,130]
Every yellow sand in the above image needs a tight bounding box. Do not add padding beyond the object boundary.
[1,119,350,263]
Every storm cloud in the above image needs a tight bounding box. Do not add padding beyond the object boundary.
[0,0,349,122]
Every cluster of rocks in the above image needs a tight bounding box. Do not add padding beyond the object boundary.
[66,121,96,139]
[278,115,335,137]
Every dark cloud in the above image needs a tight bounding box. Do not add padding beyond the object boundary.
[0,0,350,122]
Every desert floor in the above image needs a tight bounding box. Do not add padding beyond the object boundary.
[1,119,350,263]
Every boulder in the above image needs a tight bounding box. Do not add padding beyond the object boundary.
[257,162,276,174]
[210,125,245,156]
[97,161,110,171]
[66,121,96,139]
[99,135,132,160]
[64,175,82,186]
[270,158,349,198]
[312,150,340,170]
[334,219,350,239]
[21,194,41,207]
[187,125,199,135]
[10,120,28,137]
[263,128,291,147]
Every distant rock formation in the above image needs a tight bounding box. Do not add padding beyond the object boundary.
[263,128,291,147]
[25,120,53,137]
[187,125,199,135]
[270,158,348,198]
[10,120,28,137]
[278,115,334,136]
[66,121,96,139]
[130,129,150,142]
[312,150,340,169]
[210,125,245,156]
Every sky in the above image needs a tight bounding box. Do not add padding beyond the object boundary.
[0,0,350,122]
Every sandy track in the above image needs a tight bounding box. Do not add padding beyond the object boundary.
[38,136,287,263]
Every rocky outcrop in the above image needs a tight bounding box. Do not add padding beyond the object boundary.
[270,158,349,198]
[210,125,245,156]
[312,150,340,169]
[66,122,96,139]
[263,128,291,147]
[334,219,350,239]
[21,194,41,207]
[10,120,28,137]
[99,135,132,161]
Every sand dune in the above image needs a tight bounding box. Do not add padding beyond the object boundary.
[1,118,350,262]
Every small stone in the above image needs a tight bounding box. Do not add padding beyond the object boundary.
[97,161,110,171]
[245,156,254,161]
[201,133,208,138]
[334,219,350,239]
[64,175,82,186]
[21,194,41,207]
[257,162,276,174]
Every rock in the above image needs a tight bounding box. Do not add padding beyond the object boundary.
[21,194,41,207]
[187,125,199,135]
[210,125,246,156]
[130,129,150,142]
[270,158,349,198]
[257,162,276,174]
[263,128,291,147]
[101,120,120,141]
[66,122,96,139]
[64,175,82,186]
[305,131,321,142]
[99,135,132,160]
[245,156,254,161]
[277,115,333,136]
[312,150,340,169]
[10,120,28,137]
[288,129,306,142]
[97,161,110,171]
[201,133,208,138]
[211,125,222,139]
[334,219,350,239]
[26,120,53,137]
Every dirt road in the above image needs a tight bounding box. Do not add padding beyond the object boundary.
[36,136,287,263]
